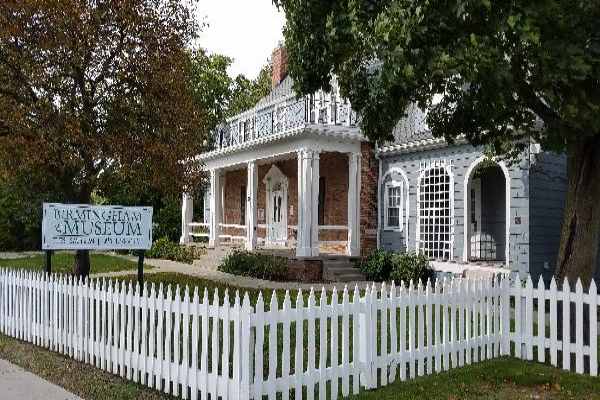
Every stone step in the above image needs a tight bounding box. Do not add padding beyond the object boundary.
[322,262,365,282]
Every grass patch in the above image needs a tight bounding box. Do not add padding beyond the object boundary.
[0,333,174,400]
[115,272,316,306]
[0,252,142,274]
[348,357,600,399]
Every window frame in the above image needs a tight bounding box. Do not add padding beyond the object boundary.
[384,180,404,231]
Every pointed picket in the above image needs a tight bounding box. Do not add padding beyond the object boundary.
[306,289,316,400]
[199,288,209,397]
[268,291,278,400]
[380,283,388,385]
[524,276,534,360]
[425,279,433,374]
[434,279,442,372]
[388,282,398,382]
[575,279,584,374]
[398,282,407,380]
[254,291,265,400]
[281,290,291,400]
[589,279,598,377]
[232,290,241,400]
[294,289,305,400]
[562,278,571,371]
[172,285,181,396]
[408,281,416,378]
[548,277,558,366]
[190,287,200,400]
[318,287,328,400]
[341,286,351,395]
[221,289,231,400]
[181,285,190,399]
[148,282,157,388]
[163,284,173,393]
[209,288,220,400]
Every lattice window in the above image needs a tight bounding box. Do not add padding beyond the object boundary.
[417,163,453,260]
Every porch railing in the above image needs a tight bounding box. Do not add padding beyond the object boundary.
[212,90,359,151]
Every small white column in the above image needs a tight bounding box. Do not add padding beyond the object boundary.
[208,169,222,248]
[179,192,194,244]
[310,150,321,256]
[245,161,258,251]
[347,152,361,256]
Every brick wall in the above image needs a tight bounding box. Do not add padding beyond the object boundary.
[221,152,352,247]
[271,46,288,88]
[360,142,379,256]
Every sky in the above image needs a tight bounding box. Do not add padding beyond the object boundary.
[195,0,286,79]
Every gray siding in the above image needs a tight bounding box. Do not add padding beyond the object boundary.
[379,143,531,274]
[529,151,567,282]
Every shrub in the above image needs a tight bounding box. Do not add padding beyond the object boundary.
[218,250,288,281]
[147,237,198,264]
[389,252,434,285]
[357,248,395,281]
[358,249,434,284]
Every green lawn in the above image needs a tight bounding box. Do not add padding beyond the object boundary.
[349,357,600,399]
[116,272,314,306]
[0,252,143,274]
[1,332,598,400]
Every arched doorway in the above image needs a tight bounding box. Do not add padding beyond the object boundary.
[463,157,510,266]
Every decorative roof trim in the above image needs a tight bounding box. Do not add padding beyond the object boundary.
[376,136,467,156]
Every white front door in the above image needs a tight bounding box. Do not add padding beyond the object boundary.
[264,165,288,246]
[268,185,286,244]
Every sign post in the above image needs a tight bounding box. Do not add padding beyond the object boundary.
[137,250,145,286]
[45,250,52,274]
[42,203,153,285]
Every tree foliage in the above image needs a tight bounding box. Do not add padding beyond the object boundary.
[0,0,206,204]
[0,0,207,274]
[276,0,600,283]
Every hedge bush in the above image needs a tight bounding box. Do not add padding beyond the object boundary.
[358,249,434,284]
[389,252,434,284]
[146,237,199,264]
[218,250,288,281]
[356,248,395,281]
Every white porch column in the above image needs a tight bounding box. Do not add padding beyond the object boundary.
[347,152,361,256]
[245,161,258,251]
[310,150,321,256]
[296,149,313,257]
[179,192,194,244]
[208,169,222,248]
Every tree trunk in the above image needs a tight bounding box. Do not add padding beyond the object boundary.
[555,135,600,287]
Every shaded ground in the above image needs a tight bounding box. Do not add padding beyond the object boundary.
[0,252,143,274]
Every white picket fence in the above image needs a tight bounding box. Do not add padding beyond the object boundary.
[0,269,597,400]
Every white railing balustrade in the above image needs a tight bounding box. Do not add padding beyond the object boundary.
[0,269,597,400]
[213,91,357,151]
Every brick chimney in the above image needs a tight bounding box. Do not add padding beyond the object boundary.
[271,45,288,88]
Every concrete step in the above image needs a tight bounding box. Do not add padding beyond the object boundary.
[322,261,365,282]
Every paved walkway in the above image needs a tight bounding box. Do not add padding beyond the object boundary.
[92,248,372,291]
[0,358,82,400]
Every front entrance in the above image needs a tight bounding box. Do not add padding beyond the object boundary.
[466,161,508,263]
[264,165,288,246]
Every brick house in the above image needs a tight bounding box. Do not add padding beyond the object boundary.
[180,46,378,279]
[181,46,595,282]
